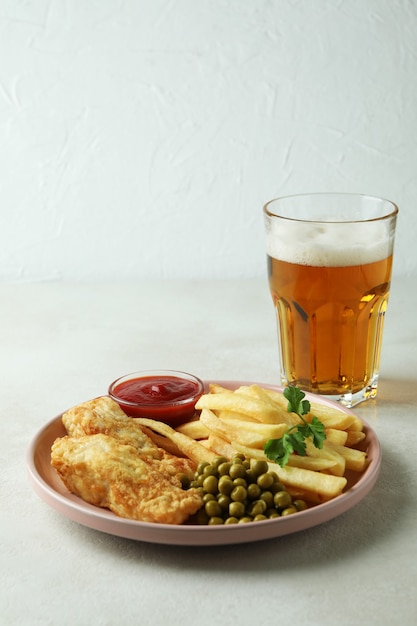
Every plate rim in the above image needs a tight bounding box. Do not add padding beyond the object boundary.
[26,380,382,546]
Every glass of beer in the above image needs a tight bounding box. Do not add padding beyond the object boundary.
[263,193,398,407]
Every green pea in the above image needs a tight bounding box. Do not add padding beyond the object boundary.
[249,500,267,517]
[250,459,269,476]
[205,499,222,518]
[217,462,231,476]
[247,483,261,500]
[230,485,247,502]
[257,472,274,489]
[229,501,245,518]
[281,506,297,516]
[274,490,292,509]
[217,494,231,511]
[269,471,280,483]
[270,481,286,494]
[293,499,308,511]
[212,456,228,469]
[238,516,253,524]
[218,475,234,495]
[224,517,239,525]
[229,463,247,479]
[208,516,224,525]
[245,469,257,484]
[232,477,247,488]
[260,491,274,508]
[203,475,218,494]
[196,461,210,475]
[253,514,267,522]
[203,464,218,477]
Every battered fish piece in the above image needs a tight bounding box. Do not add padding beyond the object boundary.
[62,396,162,459]
[61,396,196,483]
[51,434,203,525]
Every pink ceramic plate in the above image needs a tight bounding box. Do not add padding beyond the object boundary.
[26,381,381,546]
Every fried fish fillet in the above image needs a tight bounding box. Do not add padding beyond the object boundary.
[61,396,196,483]
[51,434,203,524]
[62,396,162,459]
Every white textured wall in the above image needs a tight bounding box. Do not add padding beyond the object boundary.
[1,0,416,281]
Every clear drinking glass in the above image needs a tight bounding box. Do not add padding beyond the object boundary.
[263,193,398,407]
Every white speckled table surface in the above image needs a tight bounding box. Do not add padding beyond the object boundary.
[1,277,416,626]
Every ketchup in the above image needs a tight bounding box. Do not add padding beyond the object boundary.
[109,372,204,426]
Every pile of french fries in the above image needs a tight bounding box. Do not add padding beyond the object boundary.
[137,383,368,506]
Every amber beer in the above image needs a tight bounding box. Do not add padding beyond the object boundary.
[268,254,392,398]
[264,193,398,406]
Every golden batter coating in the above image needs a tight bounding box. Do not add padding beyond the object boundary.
[51,396,202,523]
[61,396,196,484]
[51,434,203,525]
[62,396,162,459]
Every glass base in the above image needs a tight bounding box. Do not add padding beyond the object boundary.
[281,376,379,409]
[320,384,378,408]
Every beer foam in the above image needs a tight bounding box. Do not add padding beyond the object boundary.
[266,220,393,267]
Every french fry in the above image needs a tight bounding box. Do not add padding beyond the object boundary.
[306,407,358,431]
[236,385,283,409]
[324,441,367,472]
[199,408,288,448]
[308,401,364,431]
[286,455,339,472]
[346,414,365,432]
[218,410,259,423]
[140,426,184,457]
[176,420,210,440]
[195,392,289,424]
[237,385,303,425]
[219,413,288,439]
[304,440,346,476]
[346,430,366,446]
[262,388,291,411]
[269,464,347,503]
[206,434,236,458]
[198,409,229,439]
[136,418,217,465]
[208,383,233,394]
[229,441,268,460]
[324,428,348,446]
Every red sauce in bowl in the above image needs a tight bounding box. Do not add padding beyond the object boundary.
[108,370,204,426]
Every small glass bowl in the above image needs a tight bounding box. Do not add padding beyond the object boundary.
[108,369,205,426]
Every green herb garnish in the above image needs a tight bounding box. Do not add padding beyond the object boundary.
[263,386,326,467]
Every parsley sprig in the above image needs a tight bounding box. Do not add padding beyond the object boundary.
[263,386,326,467]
